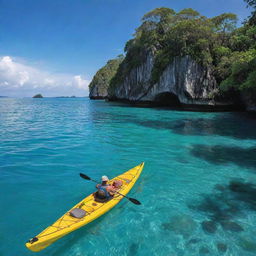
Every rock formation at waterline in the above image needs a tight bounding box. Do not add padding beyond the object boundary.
[89,56,124,100]
[108,53,229,109]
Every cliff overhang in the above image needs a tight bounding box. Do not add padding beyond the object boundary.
[107,54,246,111]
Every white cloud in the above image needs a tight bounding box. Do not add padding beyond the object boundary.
[0,56,90,97]
[73,75,88,89]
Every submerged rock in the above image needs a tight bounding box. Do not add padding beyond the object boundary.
[199,246,210,255]
[187,238,201,245]
[162,214,197,237]
[176,158,189,164]
[162,222,172,230]
[214,184,226,192]
[129,243,139,256]
[201,220,217,234]
[220,221,244,232]
[239,237,256,252]
[188,238,201,244]
[216,242,228,253]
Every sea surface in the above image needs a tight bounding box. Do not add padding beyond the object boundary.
[1,98,256,256]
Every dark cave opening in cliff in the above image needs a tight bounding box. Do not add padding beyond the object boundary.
[154,92,181,107]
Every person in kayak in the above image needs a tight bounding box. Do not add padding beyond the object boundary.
[95,176,116,200]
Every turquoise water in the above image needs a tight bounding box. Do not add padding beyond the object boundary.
[1,98,256,256]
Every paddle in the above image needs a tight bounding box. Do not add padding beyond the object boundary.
[79,173,141,205]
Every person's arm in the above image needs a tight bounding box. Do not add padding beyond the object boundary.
[106,186,115,195]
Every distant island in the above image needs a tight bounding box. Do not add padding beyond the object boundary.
[31,95,85,98]
[56,96,76,98]
[33,94,43,98]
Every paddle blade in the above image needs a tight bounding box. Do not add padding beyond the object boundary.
[79,173,91,180]
[129,198,141,205]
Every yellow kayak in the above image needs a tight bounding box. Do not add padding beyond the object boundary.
[25,162,144,252]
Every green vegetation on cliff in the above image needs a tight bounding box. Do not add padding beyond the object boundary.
[219,0,256,92]
[89,55,124,97]
[107,1,256,97]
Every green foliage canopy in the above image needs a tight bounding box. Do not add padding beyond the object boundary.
[89,55,124,95]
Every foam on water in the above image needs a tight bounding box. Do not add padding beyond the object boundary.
[1,98,256,256]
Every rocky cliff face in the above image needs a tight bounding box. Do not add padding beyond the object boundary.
[109,53,238,109]
[89,85,108,99]
[89,56,124,100]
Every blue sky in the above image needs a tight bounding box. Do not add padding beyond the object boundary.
[0,0,251,97]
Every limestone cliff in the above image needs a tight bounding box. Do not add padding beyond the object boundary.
[108,53,237,109]
[89,56,123,99]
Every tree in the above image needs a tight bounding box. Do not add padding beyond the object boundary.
[244,0,256,25]
[210,13,237,46]
[220,49,256,91]
[211,13,237,33]
[244,0,256,9]
[141,7,176,36]
[89,55,124,95]
[177,8,200,20]
[230,26,256,51]
[142,7,176,23]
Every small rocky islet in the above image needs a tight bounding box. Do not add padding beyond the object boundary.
[32,94,43,98]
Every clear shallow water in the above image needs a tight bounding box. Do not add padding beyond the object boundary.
[1,98,256,256]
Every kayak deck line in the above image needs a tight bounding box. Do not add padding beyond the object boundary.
[37,192,123,238]
[25,162,144,252]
